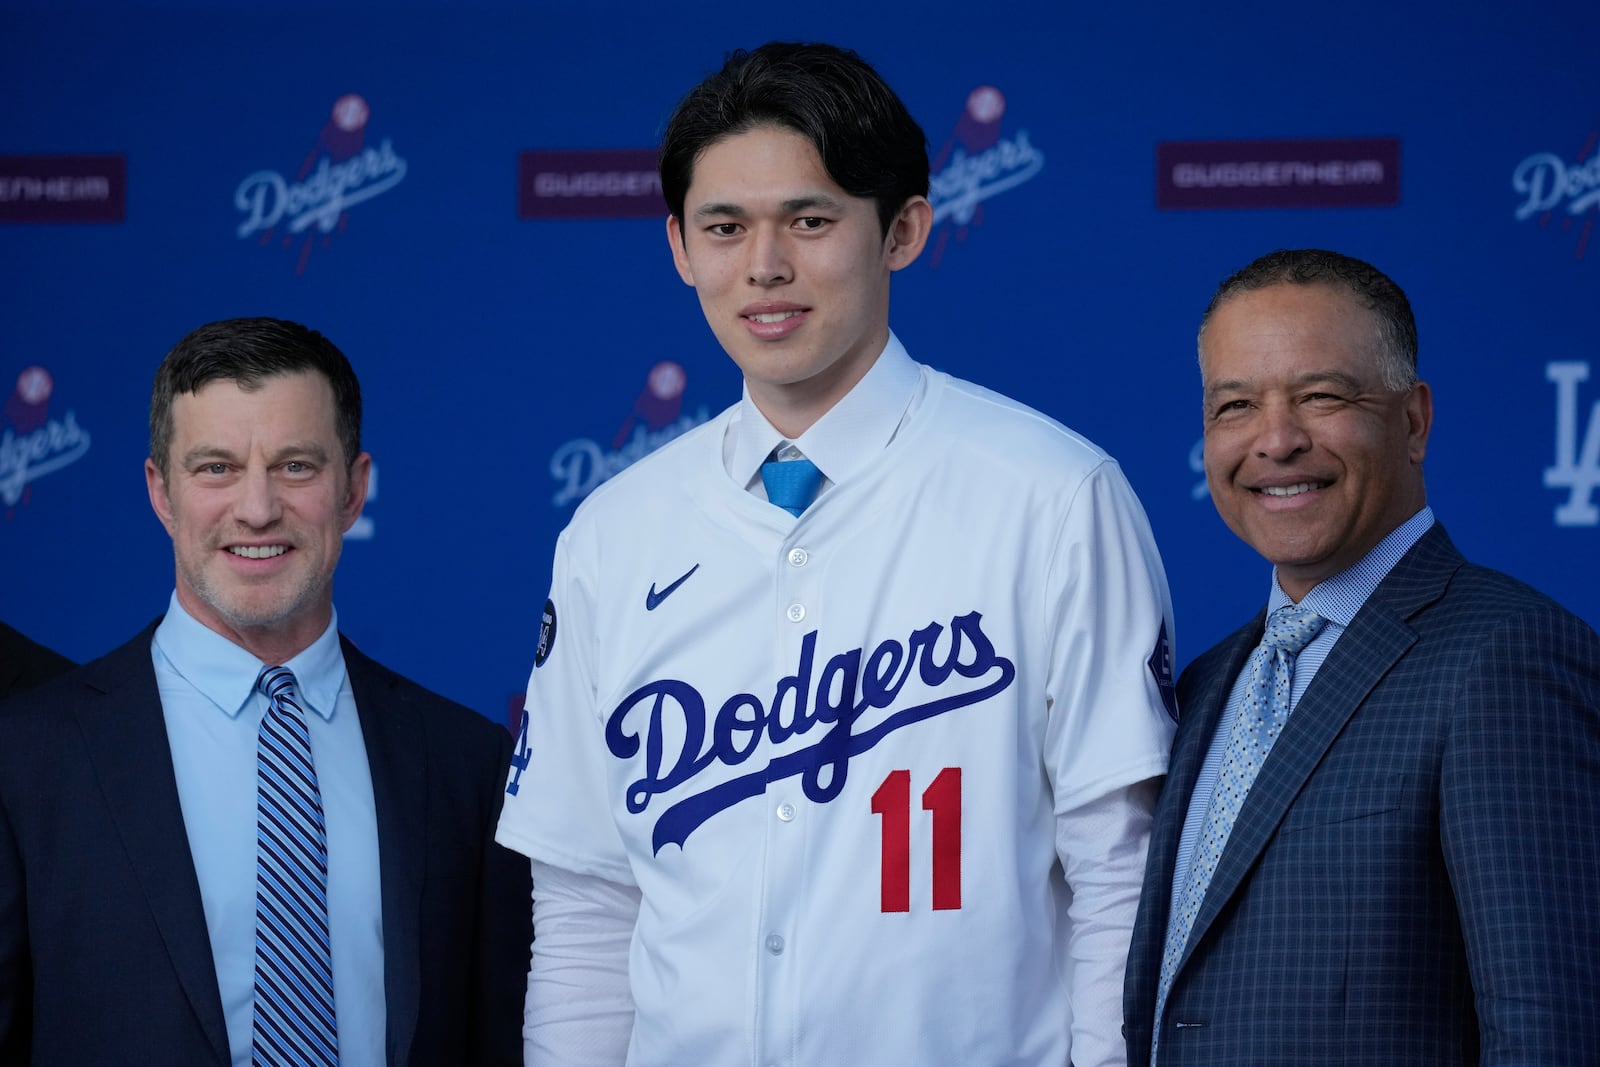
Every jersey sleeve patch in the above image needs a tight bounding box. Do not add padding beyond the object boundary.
[1148,618,1178,722]
[535,598,558,668]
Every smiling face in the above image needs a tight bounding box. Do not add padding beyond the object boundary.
[146,370,370,662]
[1200,282,1432,600]
[666,124,931,437]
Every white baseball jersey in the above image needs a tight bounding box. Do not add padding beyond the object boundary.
[499,341,1177,1065]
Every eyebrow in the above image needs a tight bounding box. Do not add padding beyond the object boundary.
[1204,370,1367,401]
[691,194,845,221]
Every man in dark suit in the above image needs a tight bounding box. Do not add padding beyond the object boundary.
[1124,249,1600,1066]
[0,318,530,1064]
[0,622,73,701]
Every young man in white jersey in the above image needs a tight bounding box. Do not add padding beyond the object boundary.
[498,41,1178,1066]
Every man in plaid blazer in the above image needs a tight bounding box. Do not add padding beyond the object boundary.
[1124,249,1600,1066]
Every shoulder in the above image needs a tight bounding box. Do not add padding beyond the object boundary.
[563,403,734,531]
[1398,531,1599,647]
[917,370,1131,502]
[1176,615,1259,700]
[933,370,1113,464]
[1,624,158,718]
[341,639,509,755]
[0,621,75,697]
[1430,561,1600,668]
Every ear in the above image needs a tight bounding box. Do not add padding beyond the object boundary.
[1405,380,1433,464]
[340,452,373,533]
[666,214,695,286]
[884,195,934,272]
[146,458,177,536]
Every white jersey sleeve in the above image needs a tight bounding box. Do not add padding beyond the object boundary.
[497,524,634,884]
[1042,459,1177,1065]
[1042,458,1176,807]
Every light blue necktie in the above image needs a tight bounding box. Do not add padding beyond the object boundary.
[253,665,339,1067]
[760,450,822,517]
[1152,605,1325,1059]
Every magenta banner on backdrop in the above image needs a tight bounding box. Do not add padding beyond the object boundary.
[1156,138,1401,210]
[519,148,664,219]
[0,154,126,222]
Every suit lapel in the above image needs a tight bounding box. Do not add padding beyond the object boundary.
[1128,619,1260,1037]
[344,638,425,1067]
[1178,525,1463,967]
[77,626,231,1065]
[1149,621,1261,917]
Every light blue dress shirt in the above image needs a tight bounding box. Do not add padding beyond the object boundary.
[152,593,385,1067]
[1169,507,1436,901]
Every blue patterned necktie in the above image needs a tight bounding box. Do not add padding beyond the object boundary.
[253,665,339,1067]
[1152,605,1325,1058]
[760,450,823,517]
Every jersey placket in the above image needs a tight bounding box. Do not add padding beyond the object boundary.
[754,528,823,1066]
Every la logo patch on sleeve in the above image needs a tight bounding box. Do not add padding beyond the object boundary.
[535,598,557,668]
[1147,619,1178,722]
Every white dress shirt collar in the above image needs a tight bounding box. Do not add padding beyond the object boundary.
[726,331,922,491]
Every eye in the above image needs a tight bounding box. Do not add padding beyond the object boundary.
[1302,391,1348,408]
[1210,399,1251,419]
[707,222,742,237]
[203,462,229,475]
[793,216,828,231]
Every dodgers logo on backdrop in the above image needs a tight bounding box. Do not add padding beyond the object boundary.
[1511,126,1600,261]
[925,86,1046,269]
[606,611,1017,853]
[234,94,408,275]
[1545,361,1600,527]
[548,360,711,508]
[1,366,91,516]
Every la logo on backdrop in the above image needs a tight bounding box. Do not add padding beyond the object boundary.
[233,94,408,275]
[925,86,1046,268]
[1546,361,1600,528]
[1,366,91,519]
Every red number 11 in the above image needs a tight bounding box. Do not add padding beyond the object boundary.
[870,767,962,913]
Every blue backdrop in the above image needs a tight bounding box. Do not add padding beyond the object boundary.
[4,0,1597,727]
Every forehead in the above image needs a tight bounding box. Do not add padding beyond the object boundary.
[170,370,339,442]
[685,125,846,211]
[1201,282,1381,383]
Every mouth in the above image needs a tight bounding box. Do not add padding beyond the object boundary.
[228,545,289,559]
[739,304,809,340]
[1256,481,1327,498]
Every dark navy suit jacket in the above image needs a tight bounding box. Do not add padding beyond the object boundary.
[1125,525,1600,1066]
[0,622,532,1065]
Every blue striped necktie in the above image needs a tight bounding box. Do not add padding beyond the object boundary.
[760,450,822,517]
[253,665,339,1066]
[1152,604,1324,1061]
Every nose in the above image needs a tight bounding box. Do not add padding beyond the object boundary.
[745,225,792,287]
[1255,401,1312,461]
[234,466,282,528]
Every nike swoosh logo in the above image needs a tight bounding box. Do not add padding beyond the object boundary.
[646,564,700,611]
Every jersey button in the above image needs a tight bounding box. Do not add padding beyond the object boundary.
[787,547,809,567]
[776,802,796,822]
[765,934,785,955]
[786,603,806,623]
